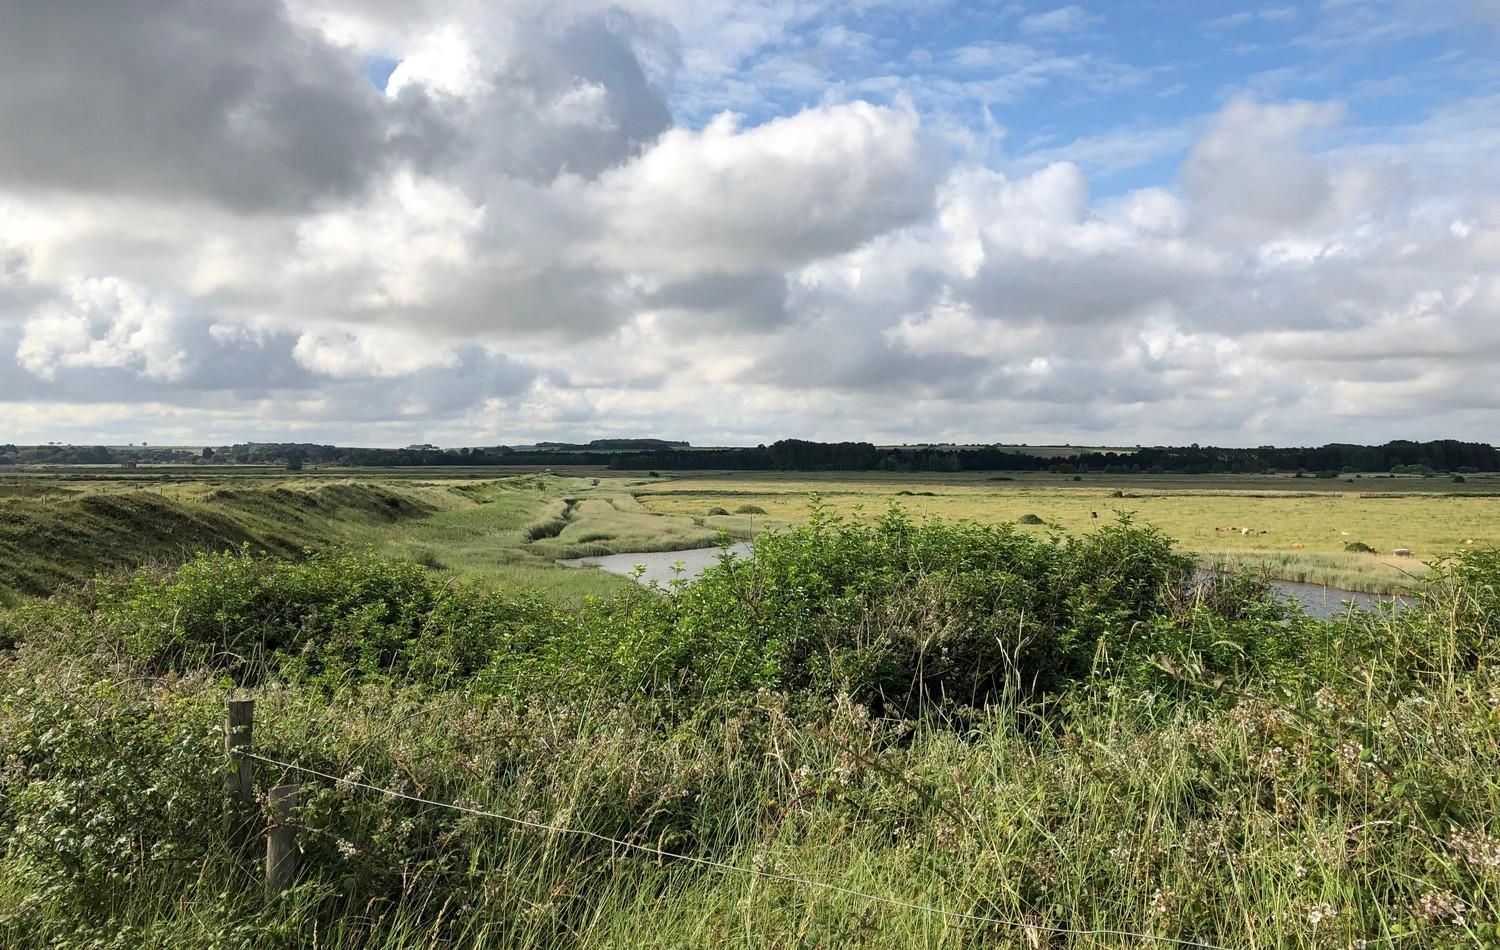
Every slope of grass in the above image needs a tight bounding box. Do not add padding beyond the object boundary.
[0,480,445,604]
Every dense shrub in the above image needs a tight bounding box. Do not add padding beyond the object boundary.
[1,549,573,690]
[634,508,1196,708]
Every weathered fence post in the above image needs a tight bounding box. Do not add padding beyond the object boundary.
[225,698,255,853]
[265,784,300,901]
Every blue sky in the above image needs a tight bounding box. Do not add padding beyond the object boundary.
[2,0,1498,447]
[656,0,1498,195]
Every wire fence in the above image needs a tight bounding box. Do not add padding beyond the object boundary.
[239,749,1231,950]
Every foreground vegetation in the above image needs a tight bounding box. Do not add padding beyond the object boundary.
[0,509,1497,947]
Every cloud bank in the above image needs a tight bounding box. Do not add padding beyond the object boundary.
[1,0,1497,446]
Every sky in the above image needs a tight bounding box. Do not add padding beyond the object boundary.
[1,0,1498,448]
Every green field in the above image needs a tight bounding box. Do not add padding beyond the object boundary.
[635,471,1500,593]
[0,469,738,604]
[5,467,1498,602]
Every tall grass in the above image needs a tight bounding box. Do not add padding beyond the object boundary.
[0,516,1497,947]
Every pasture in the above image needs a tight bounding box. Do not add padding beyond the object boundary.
[4,466,1498,600]
[634,471,1500,592]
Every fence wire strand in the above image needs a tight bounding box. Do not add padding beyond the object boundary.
[239,749,1230,949]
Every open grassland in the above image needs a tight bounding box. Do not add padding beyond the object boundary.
[364,475,733,602]
[0,471,737,604]
[634,471,1500,593]
[5,467,1498,601]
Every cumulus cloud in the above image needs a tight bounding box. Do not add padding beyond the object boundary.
[17,278,187,382]
[1182,97,1348,241]
[583,100,940,277]
[2,0,1497,446]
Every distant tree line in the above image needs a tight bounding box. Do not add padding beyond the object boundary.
[3,438,1496,475]
[608,439,1500,475]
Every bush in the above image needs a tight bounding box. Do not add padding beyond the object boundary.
[1018,513,1045,525]
[706,507,730,516]
[1345,541,1376,554]
[656,508,1194,708]
[2,548,572,690]
[733,504,768,515]
[413,548,446,570]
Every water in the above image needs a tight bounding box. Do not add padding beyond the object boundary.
[561,544,1403,619]
[1240,576,1403,620]
[559,543,754,586]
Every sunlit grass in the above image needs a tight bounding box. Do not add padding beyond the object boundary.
[636,473,1500,592]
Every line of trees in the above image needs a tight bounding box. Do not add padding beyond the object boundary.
[4,439,1496,475]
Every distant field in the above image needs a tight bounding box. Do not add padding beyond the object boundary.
[632,470,1500,593]
[4,467,1498,599]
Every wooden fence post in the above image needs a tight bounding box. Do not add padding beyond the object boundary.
[265,784,300,901]
[225,698,255,853]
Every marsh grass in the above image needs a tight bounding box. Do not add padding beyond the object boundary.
[637,473,1500,591]
[1204,550,1424,594]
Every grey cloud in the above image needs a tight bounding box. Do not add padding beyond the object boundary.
[427,12,676,186]
[961,246,1212,326]
[0,0,390,212]
[0,2,677,214]
[747,321,992,397]
[646,271,790,333]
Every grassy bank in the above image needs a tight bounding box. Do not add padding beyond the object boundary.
[0,512,1496,946]
[0,478,448,604]
[0,473,741,605]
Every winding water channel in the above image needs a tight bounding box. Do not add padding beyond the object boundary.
[560,543,1403,620]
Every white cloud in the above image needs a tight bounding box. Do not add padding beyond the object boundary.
[291,172,485,311]
[17,278,187,382]
[1182,96,1348,241]
[292,326,461,379]
[583,99,940,277]
[1018,5,1100,35]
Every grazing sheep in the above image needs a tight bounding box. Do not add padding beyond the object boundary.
[1241,527,1251,536]
[1292,543,1306,549]
[1393,548,1413,557]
